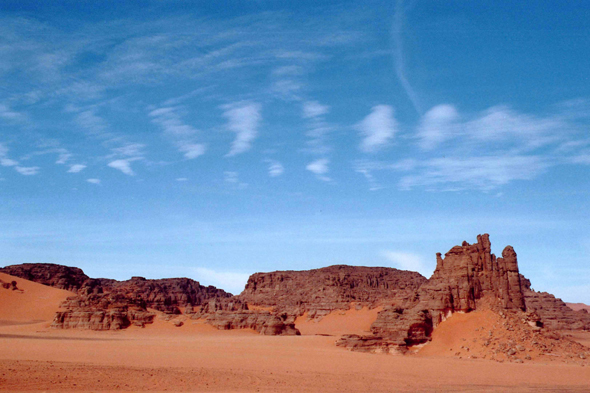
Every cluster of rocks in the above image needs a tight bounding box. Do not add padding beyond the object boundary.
[0,277,19,291]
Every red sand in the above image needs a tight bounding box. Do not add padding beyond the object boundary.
[0,275,589,392]
[295,305,381,336]
[0,272,72,325]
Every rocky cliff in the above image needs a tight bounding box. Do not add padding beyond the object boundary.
[239,265,426,319]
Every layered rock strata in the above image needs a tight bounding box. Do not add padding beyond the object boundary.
[191,298,300,335]
[338,234,585,353]
[1,263,232,330]
[239,265,427,319]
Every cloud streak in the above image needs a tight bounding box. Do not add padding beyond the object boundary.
[149,106,206,160]
[392,0,421,114]
[223,102,261,157]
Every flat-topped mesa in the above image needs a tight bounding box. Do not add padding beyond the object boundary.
[239,265,427,319]
[420,234,525,325]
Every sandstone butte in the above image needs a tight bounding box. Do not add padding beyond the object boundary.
[2,233,589,359]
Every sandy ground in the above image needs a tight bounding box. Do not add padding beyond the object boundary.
[1,274,589,392]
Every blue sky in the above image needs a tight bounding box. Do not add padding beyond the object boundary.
[1,1,589,301]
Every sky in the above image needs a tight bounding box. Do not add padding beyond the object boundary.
[1,1,589,301]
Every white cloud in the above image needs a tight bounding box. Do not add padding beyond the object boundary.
[176,177,188,181]
[271,79,302,101]
[381,250,432,277]
[302,101,333,154]
[178,143,205,159]
[193,267,250,295]
[75,109,110,139]
[306,158,331,181]
[265,159,284,177]
[224,171,248,188]
[110,143,145,158]
[223,102,261,156]
[303,101,330,119]
[87,178,101,184]
[0,103,25,122]
[358,105,397,153]
[108,159,137,176]
[1,158,18,167]
[55,151,72,164]
[306,158,329,174]
[67,164,86,173]
[399,155,548,191]
[392,0,422,114]
[417,104,459,151]
[149,106,206,159]
[417,104,569,152]
[15,166,40,176]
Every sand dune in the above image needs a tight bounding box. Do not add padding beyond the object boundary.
[0,273,72,325]
[295,305,381,336]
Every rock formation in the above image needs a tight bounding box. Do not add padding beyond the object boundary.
[1,263,232,331]
[4,234,589,341]
[337,234,588,354]
[1,263,90,292]
[240,265,427,319]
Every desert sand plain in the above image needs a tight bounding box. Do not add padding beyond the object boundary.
[1,272,589,392]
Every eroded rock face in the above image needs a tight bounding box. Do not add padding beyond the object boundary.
[2,263,232,331]
[191,298,300,335]
[522,289,590,331]
[416,234,526,326]
[240,265,427,319]
[1,263,89,292]
[349,234,531,352]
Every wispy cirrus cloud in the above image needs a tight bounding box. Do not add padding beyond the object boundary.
[0,142,39,176]
[149,106,206,160]
[264,159,284,177]
[357,105,397,153]
[302,100,333,155]
[106,143,145,176]
[392,0,421,114]
[67,164,86,173]
[14,165,40,176]
[357,101,590,192]
[306,158,331,182]
[222,102,261,157]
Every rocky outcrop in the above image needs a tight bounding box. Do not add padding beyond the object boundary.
[523,289,590,331]
[51,295,156,330]
[240,265,426,319]
[191,298,300,335]
[1,263,90,292]
[414,234,526,326]
[1,263,233,331]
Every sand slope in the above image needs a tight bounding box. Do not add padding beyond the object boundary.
[0,272,72,325]
[295,306,381,336]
